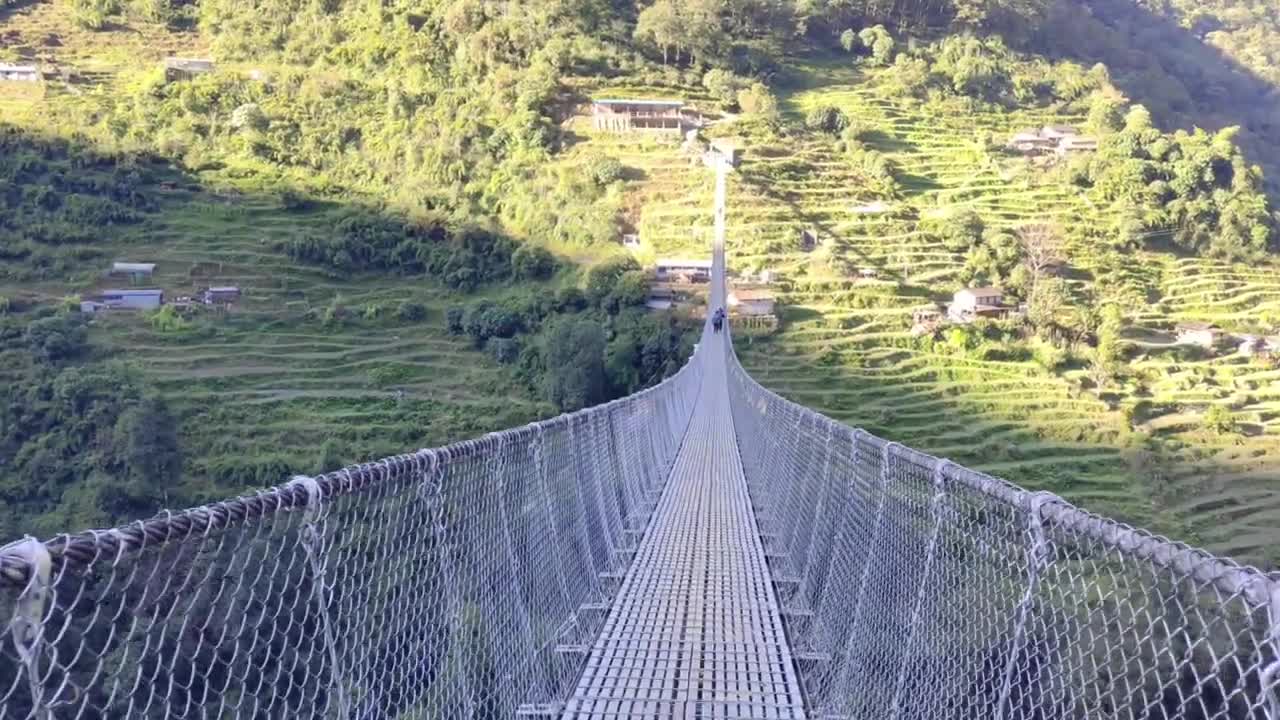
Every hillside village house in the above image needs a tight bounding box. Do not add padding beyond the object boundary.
[1057,136,1099,157]
[82,289,164,313]
[592,99,693,133]
[1007,125,1098,157]
[112,262,156,282]
[1176,322,1223,348]
[948,287,1008,322]
[203,286,241,305]
[621,233,641,249]
[163,58,215,82]
[655,258,712,284]
[0,64,39,83]
[727,288,776,317]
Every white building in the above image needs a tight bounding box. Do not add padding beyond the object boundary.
[1176,322,1222,349]
[0,64,39,83]
[112,262,156,279]
[164,58,215,82]
[948,287,1007,323]
[92,289,164,311]
[655,258,712,283]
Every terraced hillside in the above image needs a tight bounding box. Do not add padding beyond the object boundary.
[0,186,555,495]
[719,62,1280,567]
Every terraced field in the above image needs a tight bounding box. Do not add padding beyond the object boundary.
[715,62,1280,567]
[20,192,554,492]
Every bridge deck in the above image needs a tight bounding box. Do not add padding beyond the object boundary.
[561,346,806,719]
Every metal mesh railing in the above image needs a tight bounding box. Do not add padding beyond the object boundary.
[725,346,1280,720]
[0,355,703,720]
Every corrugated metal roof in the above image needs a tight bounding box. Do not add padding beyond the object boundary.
[593,98,683,107]
[656,258,712,269]
[113,262,156,272]
[103,289,163,296]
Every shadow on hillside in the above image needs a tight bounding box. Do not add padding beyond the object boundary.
[736,165,912,288]
[860,129,917,154]
[1031,0,1280,191]
[897,173,941,192]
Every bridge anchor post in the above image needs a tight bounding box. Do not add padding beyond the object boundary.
[3,537,52,720]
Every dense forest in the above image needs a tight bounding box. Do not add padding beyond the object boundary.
[2,0,1279,544]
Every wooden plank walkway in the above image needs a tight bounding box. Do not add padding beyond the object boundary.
[560,341,806,718]
[559,158,803,718]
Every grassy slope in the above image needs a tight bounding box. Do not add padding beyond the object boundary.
[0,2,706,512]
[716,60,1280,567]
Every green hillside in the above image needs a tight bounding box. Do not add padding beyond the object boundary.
[718,58,1280,567]
[2,0,1279,567]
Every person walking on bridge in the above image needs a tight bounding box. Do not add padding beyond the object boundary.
[712,307,725,333]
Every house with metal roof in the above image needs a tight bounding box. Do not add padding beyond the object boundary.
[592,98,694,133]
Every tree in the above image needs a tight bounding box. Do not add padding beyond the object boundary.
[397,301,427,322]
[736,82,779,120]
[805,105,849,134]
[130,0,170,22]
[584,155,625,186]
[1017,223,1064,286]
[839,29,857,53]
[446,306,466,334]
[937,209,985,252]
[1096,304,1124,369]
[1087,92,1126,133]
[512,245,557,280]
[634,0,682,65]
[25,315,88,364]
[1202,404,1236,435]
[857,25,895,66]
[541,318,606,411]
[69,0,119,30]
[1027,276,1070,331]
[114,397,182,485]
[230,103,268,132]
[585,256,640,306]
[702,69,741,108]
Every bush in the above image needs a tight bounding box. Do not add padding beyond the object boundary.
[702,69,741,107]
[148,305,188,333]
[805,105,849,135]
[554,286,588,312]
[69,0,119,29]
[463,300,521,347]
[396,301,427,322]
[585,256,640,306]
[1202,404,1236,435]
[737,83,779,119]
[585,155,625,186]
[512,244,557,280]
[445,306,465,334]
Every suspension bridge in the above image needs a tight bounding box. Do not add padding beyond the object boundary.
[1,160,1278,719]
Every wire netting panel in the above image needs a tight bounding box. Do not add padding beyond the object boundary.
[0,360,702,720]
[726,350,1280,720]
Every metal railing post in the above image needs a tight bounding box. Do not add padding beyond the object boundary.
[288,475,350,718]
[4,537,51,720]
[1262,581,1280,720]
[887,457,951,720]
[994,492,1055,720]
[828,436,895,714]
